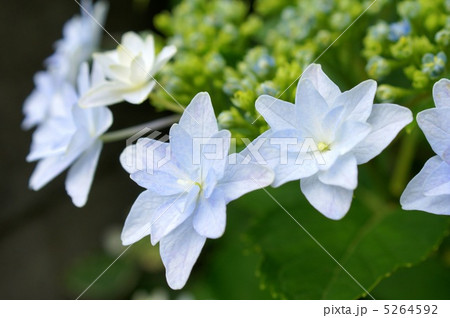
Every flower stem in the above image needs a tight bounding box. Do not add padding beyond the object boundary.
[389,125,419,197]
[100,114,180,143]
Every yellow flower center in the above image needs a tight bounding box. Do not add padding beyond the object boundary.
[317,142,331,152]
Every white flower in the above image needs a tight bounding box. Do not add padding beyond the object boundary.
[22,0,108,130]
[46,0,108,83]
[28,62,113,207]
[80,32,176,108]
[120,92,274,289]
[401,79,450,214]
[251,64,412,219]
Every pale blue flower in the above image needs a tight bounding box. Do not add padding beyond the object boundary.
[80,32,176,108]
[46,0,108,83]
[401,79,450,215]
[22,0,108,130]
[251,64,412,219]
[119,92,274,289]
[28,62,113,207]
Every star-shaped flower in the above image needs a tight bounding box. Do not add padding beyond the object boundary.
[28,62,113,207]
[80,31,176,108]
[401,79,450,215]
[251,64,412,219]
[120,92,274,289]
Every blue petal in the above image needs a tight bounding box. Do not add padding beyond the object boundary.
[178,92,219,138]
[301,175,354,220]
[255,95,297,131]
[334,80,376,122]
[353,103,412,164]
[433,78,450,109]
[318,154,358,190]
[216,153,274,203]
[193,190,227,239]
[423,160,450,196]
[160,217,206,290]
[417,108,450,159]
[299,64,341,105]
[401,156,450,215]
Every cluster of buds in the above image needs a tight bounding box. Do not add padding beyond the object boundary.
[363,0,450,100]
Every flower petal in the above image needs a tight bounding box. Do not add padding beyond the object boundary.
[130,169,186,195]
[29,153,77,191]
[417,108,450,159]
[130,55,149,84]
[255,95,297,131]
[295,79,330,136]
[216,153,274,203]
[160,217,206,290]
[318,154,358,190]
[120,32,144,63]
[121,190,166,245]
[335,80,376,122]
[253,129,320,186]
[400,156,450,215]
[65,140,102,207]
[334,121,371,155]
[142,34,155,69]
[153,45,177,74]
[122,81,156,105]
[120,138,170,174]
[178,92,219,138]
[199,129,231,181]
[169,124,196,176]
[353,103,412,164]
[79,81,127,108]
[150,187,199,245]
[423,160,450,196]
[193,190,227,239]
[300,64,341,105]
[432,78,450,109]
[301,175,354,220]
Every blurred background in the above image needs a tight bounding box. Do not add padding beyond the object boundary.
[0,0,175,299]
[1,0,450,300]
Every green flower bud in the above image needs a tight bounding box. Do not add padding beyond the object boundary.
[412,69,430,89]
[330,12,351,31]
[390,36,413,60]
[376,84,410,102]
[367,21,390,41]
[366,56,391,79]
[397,1,421,19]
[256,81,279,96]
[435,28,450,46]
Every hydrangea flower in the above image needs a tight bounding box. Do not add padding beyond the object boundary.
[46,0,108,83]
[22,0,107,130]
[401,79,450,215]
[119,92,274,289]
[28,62,113,207]
[80,32,176,108]
[250,64,412,219]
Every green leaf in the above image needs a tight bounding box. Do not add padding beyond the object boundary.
[370,236,450,300]
[188,204,272,299]
[238,182,449,299]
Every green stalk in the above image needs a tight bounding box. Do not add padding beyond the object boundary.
[389,125,419,196]
[100,114,180,143]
